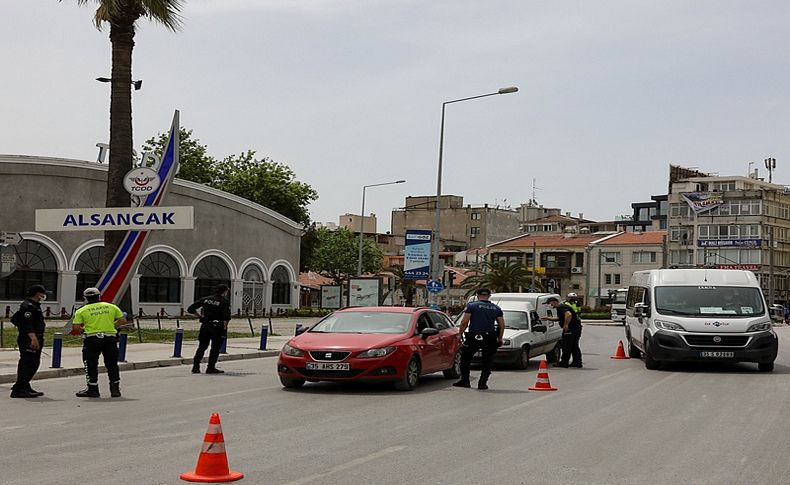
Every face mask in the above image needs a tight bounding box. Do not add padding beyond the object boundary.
[40,294,47,302]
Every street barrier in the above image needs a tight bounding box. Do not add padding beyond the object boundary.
[0,320,4,348]
[259,326,268,351]
[51,332,63,369]
[180,413,244,483]
[118,333,128,362]
[247,316,254,337]
[173,328,184,358]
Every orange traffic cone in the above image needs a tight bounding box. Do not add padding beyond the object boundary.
[610,340,630,360]
[180,413,244,483]
[528,360,558,391]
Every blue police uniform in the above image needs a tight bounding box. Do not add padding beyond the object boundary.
[457,299,503,389]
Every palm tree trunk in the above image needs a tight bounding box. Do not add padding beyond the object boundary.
[104,21,135,312]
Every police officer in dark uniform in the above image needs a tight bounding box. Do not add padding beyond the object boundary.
[10,284,49,398]
[453,288,506,390]
[188,284,231,374]
[542,296,583,368]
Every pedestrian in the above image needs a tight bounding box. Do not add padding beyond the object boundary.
[72,287,127,398]
[9,285,49,398]
[453,288,505,390]
[188,284,231,374]
[564,292,582,313]
[542,296,583,368]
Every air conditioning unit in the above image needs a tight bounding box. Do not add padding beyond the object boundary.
[571,267,583,274]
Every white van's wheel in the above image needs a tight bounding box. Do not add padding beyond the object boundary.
[644,337,661,370]
[758,362,774,372]
[515,346,530,370]
[546,342,561,364]
[628,338,642,359]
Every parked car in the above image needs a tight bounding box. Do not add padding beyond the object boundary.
[457,293,563,369]
[277,307,462,391]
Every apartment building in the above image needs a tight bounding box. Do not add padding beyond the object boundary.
[667,173,790,304]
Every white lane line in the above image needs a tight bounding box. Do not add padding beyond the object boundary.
[182,386,279,402]
[0,425,25,431]
[492,393,556,416]
[283,446,406,485]
[596,367,635,381]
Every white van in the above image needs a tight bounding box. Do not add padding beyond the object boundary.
[624,269,778,371]
[461,293,564,369]
[609,288,628,324]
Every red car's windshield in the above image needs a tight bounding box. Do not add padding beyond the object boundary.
[310,312,412,334]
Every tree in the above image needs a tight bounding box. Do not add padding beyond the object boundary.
[309,227,383,284]
[70,0,183,305]
[299,223,319,272]
[142,128,218,185]
[460,261,545,297]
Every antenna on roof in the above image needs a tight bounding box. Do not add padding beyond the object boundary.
[530,178,542,205]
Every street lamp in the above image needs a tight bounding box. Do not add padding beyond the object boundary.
[430,86,519,291]
[357,179,406,276]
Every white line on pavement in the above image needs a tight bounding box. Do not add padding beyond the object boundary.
[596,367,635,381]
[182,386,279,402]
[282,446,406,485]
[492,393,556,416]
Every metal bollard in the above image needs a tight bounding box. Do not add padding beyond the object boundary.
[172,328,184,358]
[51,332,63,368]
[259,326,268,350]
[118,333,128,362]
[219,335,228,354]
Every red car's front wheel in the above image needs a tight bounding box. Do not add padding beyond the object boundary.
[395,356,421,391]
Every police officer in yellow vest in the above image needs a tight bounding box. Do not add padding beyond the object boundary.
[564,292,582,313]
[71,287,127,398]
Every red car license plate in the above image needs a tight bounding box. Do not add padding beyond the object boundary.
[305,362,350,371]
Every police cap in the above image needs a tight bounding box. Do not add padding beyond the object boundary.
[26,284,50,297]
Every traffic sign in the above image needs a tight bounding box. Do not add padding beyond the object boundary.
[0,232,22,246]
[0,247,16,278]
[426,280,445,293]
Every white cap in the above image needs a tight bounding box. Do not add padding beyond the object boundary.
[83,287,101,297]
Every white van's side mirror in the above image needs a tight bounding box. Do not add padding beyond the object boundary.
[634,303,649,319]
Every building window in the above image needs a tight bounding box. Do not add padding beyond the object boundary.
[600,252,620,264]
[632,251,657,264]
[543,224,554,232]
[615,274,621,285]
[139,252,181,303]
[669,250,694,265]
[669,203,692,218]
[75,246,105,299]
[471,212,481,220]
[605,274,621,285]
[575,252,584,267]
[242,265,265,315]
[605,274,612,285]
[0,240,59,300]
[271,266,291,305]
[194,256,232,302]
[710,181,736,192]
[697,224,760,240]
[470,227,481,236]
[670,226,692,242]
[492,253,523,265]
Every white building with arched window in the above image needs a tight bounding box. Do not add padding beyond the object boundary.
[0,155,304,317]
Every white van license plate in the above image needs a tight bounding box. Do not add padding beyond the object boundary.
[306,362,350,371]
[700,351,735,358]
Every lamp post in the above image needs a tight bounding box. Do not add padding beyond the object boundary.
[357,180,406,276]
[430,86,519,295]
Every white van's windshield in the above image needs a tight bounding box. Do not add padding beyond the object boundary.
[613,291,627,304]
[655,286,765,317]
[502,311,529,330]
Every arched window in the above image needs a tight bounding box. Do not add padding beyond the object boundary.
[242,265,265,315]
[0,240,59,300]
[271,266,291,305]
[139,252,181,303]
[194,256,231,302]
[75,246,105,299]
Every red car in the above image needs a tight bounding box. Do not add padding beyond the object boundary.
[277,307,462,391]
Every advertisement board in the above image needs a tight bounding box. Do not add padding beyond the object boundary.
[697,239,761,248]
[681,192,724,214]
[320,285,342,309]
[347,278,382,307]
[404,229,432,280]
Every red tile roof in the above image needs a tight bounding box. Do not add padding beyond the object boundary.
[298,271,334,289]
[490,233,609,249]
[598,231,666,246]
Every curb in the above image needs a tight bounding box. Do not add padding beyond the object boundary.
[0,350,280,385]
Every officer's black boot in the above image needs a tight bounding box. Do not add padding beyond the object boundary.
[478,372,491,390]
[192,364,201,374]
[110,382,121,398]
[205,367,224,374]
[76,385,100,398]
[452,375,471,388]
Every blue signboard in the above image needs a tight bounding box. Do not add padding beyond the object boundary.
[426,280,444,293]
[404,229,432,280]
[697,239,761,248]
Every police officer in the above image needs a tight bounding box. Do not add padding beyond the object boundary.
[72,287,127,398]
[188,284,231,374]
[9,285,49,398]
[453,288,505,390]
[564,292,582,313]
[542,296,583,368]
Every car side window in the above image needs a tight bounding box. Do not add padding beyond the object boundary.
[529,311,541,327]
[416,313,433,334]
[428,312,450,330]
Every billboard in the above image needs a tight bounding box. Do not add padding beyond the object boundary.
[681,192,724,214]
[404,229,432,280]
[348,278,382,307]
[320,285,342,309]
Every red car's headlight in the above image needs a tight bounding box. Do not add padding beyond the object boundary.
[357,346,397,358]
[282,343,304,357]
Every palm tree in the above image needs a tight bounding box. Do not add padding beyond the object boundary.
[460,261,545,297]
[70,1,183,269]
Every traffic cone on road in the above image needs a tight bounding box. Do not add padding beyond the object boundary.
[610,340,630,360]
[528,360,558,391]
[180,413,244,483]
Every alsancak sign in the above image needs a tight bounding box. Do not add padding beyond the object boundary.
[35,206,193,231]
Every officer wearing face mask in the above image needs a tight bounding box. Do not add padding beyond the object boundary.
[10,285,49,398]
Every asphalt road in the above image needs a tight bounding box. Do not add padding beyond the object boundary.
[2,326,790,485]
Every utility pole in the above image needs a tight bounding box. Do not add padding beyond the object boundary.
[769,225,775,306]
[597,248,603,307]
[532,241,537,291]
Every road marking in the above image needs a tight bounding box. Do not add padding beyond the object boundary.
[0,425,25,431]
[596,367,634,381]
[283,446,406,485]
[492,393,556,416]
[182,386,278,402]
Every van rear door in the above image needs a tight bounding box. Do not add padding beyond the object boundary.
[536,295,563,344]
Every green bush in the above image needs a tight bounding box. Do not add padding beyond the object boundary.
[580,312,612,320]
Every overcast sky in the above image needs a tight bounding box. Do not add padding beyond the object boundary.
[4,1,790,231]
